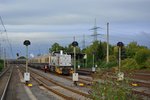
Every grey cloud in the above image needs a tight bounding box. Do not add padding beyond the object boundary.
[1,0,150,25]
[1,0,150,58]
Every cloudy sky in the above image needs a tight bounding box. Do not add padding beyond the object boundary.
[0,0,150,58]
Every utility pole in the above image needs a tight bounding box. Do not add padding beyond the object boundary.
[82,34,85,50]
[0,43,1,59]
[106,23,109,63]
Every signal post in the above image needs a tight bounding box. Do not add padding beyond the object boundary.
[117,42,124,81]
[72,40,78,86]
[23,40,31,85]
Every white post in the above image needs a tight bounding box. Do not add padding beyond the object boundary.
[118,47,124,81]
[93,53,95,67]
[86,54,87,68]
[92,53,96,72]
[3,48,6,68]
[26,46,28,72]
[74,47,76,73]
[117,42,124,81]
[24,40,31,84]
[118,47,121,73]
[49,54,51,68]
[107,22,109,63]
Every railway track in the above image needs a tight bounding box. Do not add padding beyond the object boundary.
[76,68,150,99]
[58,75,92,86]
[0,66,13,100]
[24,64,150,99]
[77,69,94,75]
[27,64,93,87]
[20,67,91,100]
[43,71,93,87]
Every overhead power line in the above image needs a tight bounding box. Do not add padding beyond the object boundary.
[90,18,101,42]
[0,16,14,58]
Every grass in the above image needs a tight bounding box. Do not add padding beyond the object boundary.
[0,59,4,72]
[90,68,138,100]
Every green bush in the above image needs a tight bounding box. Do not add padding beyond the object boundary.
[144,59,150,69]
[122,58,139,70]
[109,55,117,62]
[135,49,150,65]
[99,61,117,69]
[91,69,138,100]
[0,59,4,72]
[122,58,150,70]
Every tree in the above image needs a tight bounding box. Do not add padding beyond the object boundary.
[83,41,107,67]
[0,59,4,71]
[18,56,26,59]
[135,49,150,65]
[49,43,81,53]
[126,41,147,58]
[49,43,64,52]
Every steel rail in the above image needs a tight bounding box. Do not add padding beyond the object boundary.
[25,67,92,99]
[30,69,91,99]
[20,67,75,100]
[0,66,10,78]
[0,66,13,100]
[32,75,75,100]
[58,75,92,86]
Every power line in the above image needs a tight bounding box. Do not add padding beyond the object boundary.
[0,16,6,32]
[90,18,101,42]
[0,16,14,58]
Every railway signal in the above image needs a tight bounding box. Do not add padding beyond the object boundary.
[72,40,78,86]
[117,42,124,81]
[16,53,19,58]
[23,40,31,84]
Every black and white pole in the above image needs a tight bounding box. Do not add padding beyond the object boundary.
[72,40,78,86]
[23,40,31,84]
[117,42,124,81]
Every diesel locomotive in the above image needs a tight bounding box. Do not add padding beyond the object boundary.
[29,51,73,75]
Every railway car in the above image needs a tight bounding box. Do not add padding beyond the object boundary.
[29,51,73,75]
